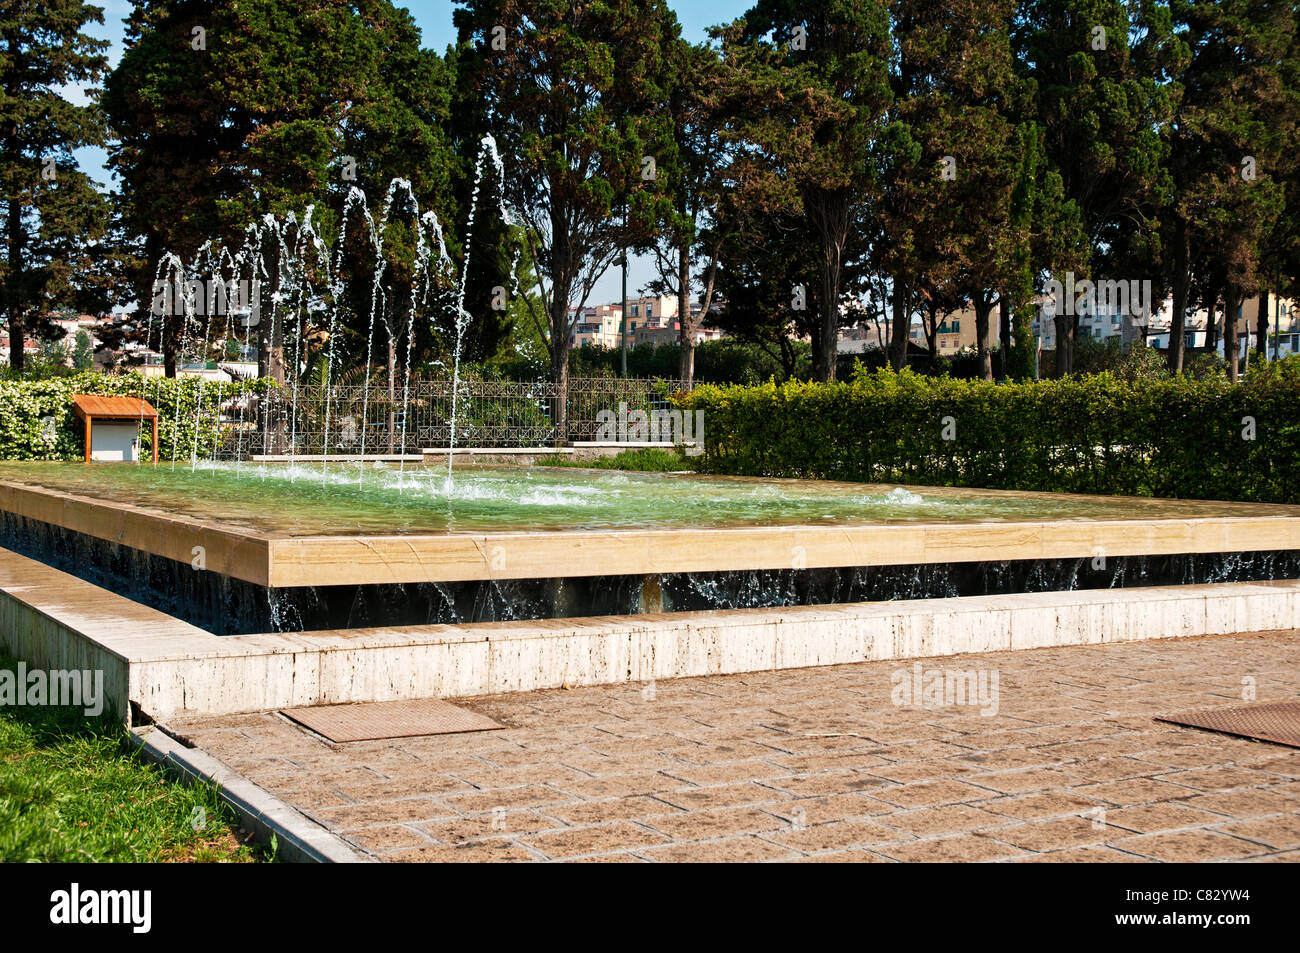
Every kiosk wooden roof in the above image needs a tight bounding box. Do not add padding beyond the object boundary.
[70,395,159,464]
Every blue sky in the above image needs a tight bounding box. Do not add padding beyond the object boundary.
[75,1,752,304]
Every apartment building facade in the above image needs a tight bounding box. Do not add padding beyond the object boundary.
[569,295,724,349]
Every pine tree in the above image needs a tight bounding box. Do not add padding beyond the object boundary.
[723,0,893,382]
[0,0,110,372]
[1013,0,1174,375]
[1164,1,1296,379]
[880,0,1027,381]
[454,0,679,439]
[645,39,730,388]
[105,0,457,379]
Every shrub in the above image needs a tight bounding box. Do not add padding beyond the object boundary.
[1075,337,1171,381]
[677,358,1300,503]
[0,372,275,462]
[538,447,693,471]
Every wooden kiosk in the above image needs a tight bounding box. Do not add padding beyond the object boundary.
[71,395,160,464]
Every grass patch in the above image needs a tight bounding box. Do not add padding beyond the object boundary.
[0,651,263,862]
[538,447,695,472]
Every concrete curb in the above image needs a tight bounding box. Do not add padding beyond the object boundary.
[5,543,1300,720]
[129,724,375,864]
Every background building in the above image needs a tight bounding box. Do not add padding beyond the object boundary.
[570,295,724,349]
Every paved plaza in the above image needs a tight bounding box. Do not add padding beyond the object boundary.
[167,631,1300,862]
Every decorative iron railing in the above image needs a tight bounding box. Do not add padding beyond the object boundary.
[221,376,690,458]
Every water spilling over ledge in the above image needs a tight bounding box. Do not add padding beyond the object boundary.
[4,507,1297,635]
[1,460,1297,636]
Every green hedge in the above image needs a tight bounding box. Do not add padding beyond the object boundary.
[0,372,275,463]
[677,358,1300,504]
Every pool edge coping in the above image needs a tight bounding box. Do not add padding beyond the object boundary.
[4,477,1300,587]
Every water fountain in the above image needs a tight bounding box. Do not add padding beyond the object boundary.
[142,135,516,490]
[1,137,1298,720]
[2,447,1299,722]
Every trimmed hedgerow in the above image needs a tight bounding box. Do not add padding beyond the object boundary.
[0,372,275,463]
[676,358,1300,503]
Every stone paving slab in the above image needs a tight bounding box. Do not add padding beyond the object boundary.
[165,631,1300,862]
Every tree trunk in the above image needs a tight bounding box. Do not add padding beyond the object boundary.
[164,329,178,378]
[139,233,169,377]
[1223,290,1240,382]
[549,277,573,446]
[1053,309,1072,377]
[810,254,839,383]
[5,198,24,373]
[779,336,796,379]
[808,191,848,383]
[679,332,695,388]
[1206,295,1221,352]
[4,309,20,373]
[255,243,287,452]
[1168,218,1188,373]
[545,192,578,444]
[1256,292,1269,360]
[267,304,286,386]
[817,259,840,382]
[998,295,1011,377]
[387,333,397,454]
[1014,300,1036,381]
[258,241,285,387]
[1275,294,1283,360]
[888,278,910,371]
[267,302,286,452]
[975,293,994,382]
[677,239,694,388]
[924,302,938,366]
[255,302,267,381]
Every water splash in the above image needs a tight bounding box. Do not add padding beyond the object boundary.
[447,135,520,487]
[142,135,514,481]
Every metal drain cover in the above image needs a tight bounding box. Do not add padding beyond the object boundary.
[281,698,503,742]
[1156,701,1300,749]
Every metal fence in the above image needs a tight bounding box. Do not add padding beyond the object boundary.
[224,376,689,458]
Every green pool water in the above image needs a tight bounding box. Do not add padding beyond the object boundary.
[0,460,1290,537]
